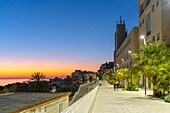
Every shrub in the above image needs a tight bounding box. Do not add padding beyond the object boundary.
[2,87,11,93]
[126,84,137,91]
[164,94,170,103]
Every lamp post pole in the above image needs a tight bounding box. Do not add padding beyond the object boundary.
[140,35,147,95]
[128,50,132,91]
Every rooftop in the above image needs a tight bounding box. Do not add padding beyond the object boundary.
[0,92,70,113]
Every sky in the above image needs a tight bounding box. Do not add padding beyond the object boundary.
[0,0,138,78]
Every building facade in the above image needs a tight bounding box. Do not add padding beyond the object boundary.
[138,0,170,88]
[71,70,97,83]
[98,62,114,80]
[138,0,170,47]
[116,27,139,69]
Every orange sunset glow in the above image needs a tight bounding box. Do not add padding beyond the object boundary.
[0,59,99,78]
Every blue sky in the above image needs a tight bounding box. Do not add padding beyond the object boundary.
[0,0,138,77]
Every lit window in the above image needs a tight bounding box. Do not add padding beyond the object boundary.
[152,4,155,12]
[157,32,160,41]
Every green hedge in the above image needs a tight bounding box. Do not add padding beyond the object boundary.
[164,94,170,103]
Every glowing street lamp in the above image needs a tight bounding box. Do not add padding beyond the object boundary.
[140,35,146,46]
[116,63,119,69]
[121,58,124,69]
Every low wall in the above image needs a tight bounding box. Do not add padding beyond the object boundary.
[11,93,71,113]
[61,86,99,113]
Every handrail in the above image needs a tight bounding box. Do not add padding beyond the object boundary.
[61,86,99,113]
[70,81,97,104]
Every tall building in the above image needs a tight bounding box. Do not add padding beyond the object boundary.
[115,27,139,69]
[115,16,127,50]
[138,0,170,88]
[114,17,127,68]
[138,0,170,47]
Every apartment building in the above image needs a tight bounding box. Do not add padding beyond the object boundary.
[138,0,170,47]
[138,0,170,88]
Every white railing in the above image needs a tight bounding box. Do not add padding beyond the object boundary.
[70,81,97,104]
[61,86,99,113]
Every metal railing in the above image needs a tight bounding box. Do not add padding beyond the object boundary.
[61,86,99,113]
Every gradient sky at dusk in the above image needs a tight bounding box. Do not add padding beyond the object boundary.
[0,0,138,78]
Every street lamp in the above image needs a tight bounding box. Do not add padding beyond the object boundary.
[121,59,124,68]
[140,35,147,46]
[113,67,115,73]
[116,63,119,69]
[128,50,133,91]
[140,35,147,95]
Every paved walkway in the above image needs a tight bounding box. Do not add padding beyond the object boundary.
[92,81,170,113]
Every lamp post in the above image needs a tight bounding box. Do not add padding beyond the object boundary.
[128,50,133,91]
[141,35,147,46]
[140,35,147,95]
[116,64,119,69]
[113,67,115,73]
[121,59,124,68]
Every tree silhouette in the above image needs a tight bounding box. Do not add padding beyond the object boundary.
[29,72,47,92]
[30,72,46,82]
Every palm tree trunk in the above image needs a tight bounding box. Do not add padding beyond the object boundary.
[153,75,157,96]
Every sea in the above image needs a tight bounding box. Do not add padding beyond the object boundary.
[0,78,49,86]
[0,79,30,86]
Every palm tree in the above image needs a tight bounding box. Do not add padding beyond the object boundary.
[105,73,115,85]
[157,63,170,94]
[30,72,46,82]
[29,72,46,92]
[133,42,170,96]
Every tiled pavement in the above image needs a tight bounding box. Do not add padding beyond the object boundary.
[91,81,170,113]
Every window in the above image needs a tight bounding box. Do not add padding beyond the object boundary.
[152,4,155,12]
[141,3,145,14]
[156,0,160,7]
[157,32,160,41]
[152,36,156,43]
[142,18,144,24]
[147,0,151,6]
[147,12,151,36]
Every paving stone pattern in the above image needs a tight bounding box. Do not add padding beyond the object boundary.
[92,81,170,113]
